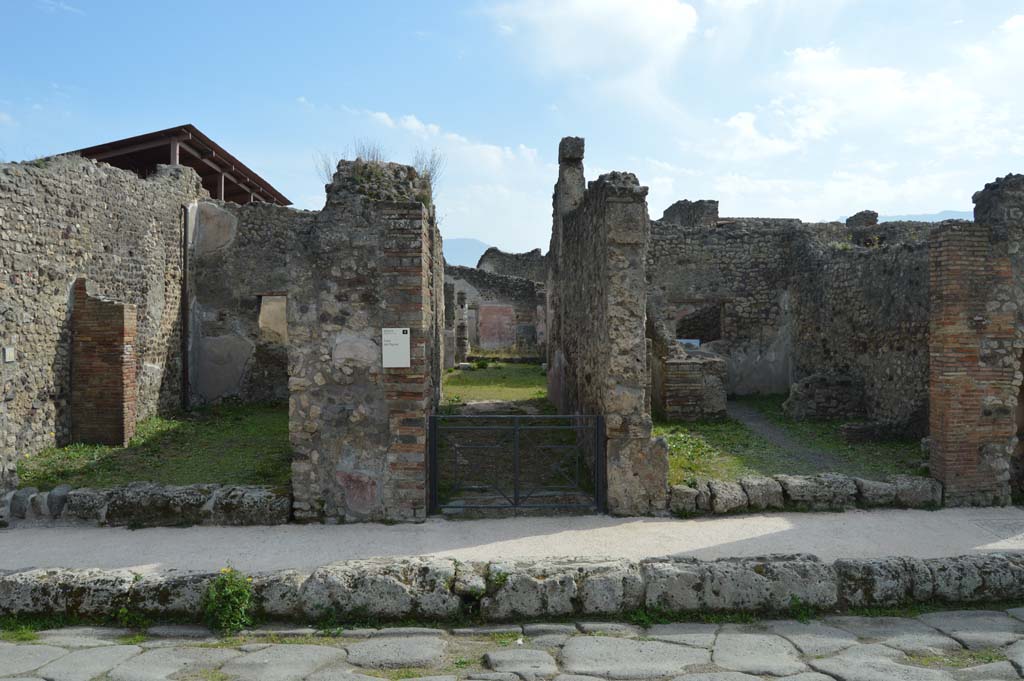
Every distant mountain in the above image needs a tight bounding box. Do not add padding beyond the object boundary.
[880,210,972,222]
[443,237,491,267]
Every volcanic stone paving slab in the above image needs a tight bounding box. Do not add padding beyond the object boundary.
[2,612,1024,680]
[712,626,807,676]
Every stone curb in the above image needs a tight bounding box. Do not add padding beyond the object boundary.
[2,553,1021,622]
[0,481,290,528]
[670,473,944,516]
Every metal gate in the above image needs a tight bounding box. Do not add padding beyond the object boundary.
[428,414,606,514]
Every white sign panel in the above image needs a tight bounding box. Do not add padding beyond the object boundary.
[382,328,411,368]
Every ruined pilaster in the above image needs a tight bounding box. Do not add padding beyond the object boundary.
[547,137,585,409]
[547,137,669,515]
[288,160,438,523]
[928,174,1024,506]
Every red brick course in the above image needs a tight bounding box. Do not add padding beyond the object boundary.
[70,278,137,446]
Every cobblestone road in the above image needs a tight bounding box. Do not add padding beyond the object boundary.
[3,609,1024,680]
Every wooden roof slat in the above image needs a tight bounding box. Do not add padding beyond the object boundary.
[71,124,290,206]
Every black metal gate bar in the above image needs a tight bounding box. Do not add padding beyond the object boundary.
[427,413,606,514]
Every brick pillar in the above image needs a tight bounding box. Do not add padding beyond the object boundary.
[380,202,433,520]
[928,178,1022,506]
[71,278,137,446]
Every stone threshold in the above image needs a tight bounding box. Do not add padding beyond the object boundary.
[2,553,1023,623]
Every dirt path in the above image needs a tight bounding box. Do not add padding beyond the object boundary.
[725,400,847,471]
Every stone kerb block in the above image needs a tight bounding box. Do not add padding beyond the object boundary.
[739,476,784,510]
[3,554,1024,621]
[775,474,858,511]
[708,480,748,514]
[480,559,643,620]
[300,558,460,621]
[642,555,837,613]
[834,557,934,607]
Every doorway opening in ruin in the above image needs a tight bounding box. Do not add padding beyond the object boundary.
[675,303,722,347]
[430,356,605,515]
[428,411,606,516]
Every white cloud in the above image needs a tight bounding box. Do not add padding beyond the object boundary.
[701,111,800,161]
[358,107,551,251]
[489,0,696,74]
[486,0,697,111]
[399,115,441,137]
[697,16,1024,168]
[713,167,971,221]
[36,0,84,14]
[703,0,761,10]
[369,111,395,128]
[0,112,14,126]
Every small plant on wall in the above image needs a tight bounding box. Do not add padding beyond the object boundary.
[202,566,255,635]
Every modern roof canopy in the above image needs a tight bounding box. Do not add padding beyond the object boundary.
[72,124,291,206]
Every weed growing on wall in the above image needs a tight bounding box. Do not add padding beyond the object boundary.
[203,566,255,635]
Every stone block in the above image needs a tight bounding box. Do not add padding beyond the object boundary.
[709,480,748,513]
[0,568,70,615]
[927,554,1024,603]
[890,475,943,508]
[669,484,699,515]
[775,474,857,511]
[29,491,49,517]
[479,560,577,620]
[576,560,644,615]
[834,557,933,608]
[300,558,459,621]
[211,486,291,525]
[642,558,706,612]
[253,570,306,619]
[739,476,784,510]
[10,487,36,518]
[47,484,72,517]
[62,488,109,522]
[853,478,896,507]
[105,482,214,527]
[129,571,216,617]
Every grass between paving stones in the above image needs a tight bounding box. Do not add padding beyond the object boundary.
[658,394,926,485]
[16,402,291,491]
[907,648,1007,668]
[442,362,548,404]
[3,600,1024,654]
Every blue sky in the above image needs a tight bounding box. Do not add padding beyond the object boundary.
[2,0,1023,251]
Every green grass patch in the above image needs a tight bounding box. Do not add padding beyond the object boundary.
[907,648,1006,669]
[489,631,522,646]
[0,626,39,642]
[17,403,291,491]
[657,394,926,485]
[656,418,791,485]
[442,362,547,404]
[739,394,926,478]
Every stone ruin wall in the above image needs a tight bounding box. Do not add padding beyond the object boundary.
[287,160,443,522]
[188,201,314,406]
[789,236,932,432]
[648,201,933,431]
[0,156,205,490]
[548,137,668,515]
[649,205,839,397]
[444,264,545,355]
[476,246,548,284]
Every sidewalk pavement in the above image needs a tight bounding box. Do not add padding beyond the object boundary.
[1,506,1022,574]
